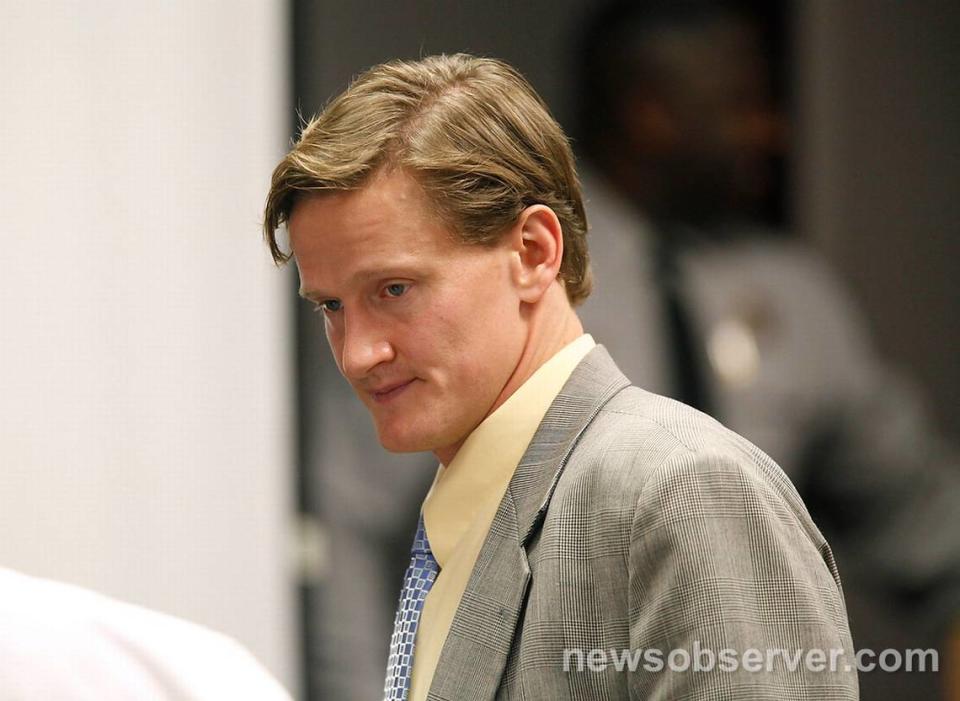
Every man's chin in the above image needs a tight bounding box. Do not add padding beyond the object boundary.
[377,416,468,454]
[375,427,438,455]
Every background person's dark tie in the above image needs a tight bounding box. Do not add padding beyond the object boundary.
[653,234,714,415]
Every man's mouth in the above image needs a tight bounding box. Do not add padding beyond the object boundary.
[369,379,416,404]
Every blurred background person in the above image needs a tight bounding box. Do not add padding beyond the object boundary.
[575,1,959,699]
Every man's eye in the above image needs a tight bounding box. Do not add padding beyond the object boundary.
[384,283,408,298]
[315,299,342,313]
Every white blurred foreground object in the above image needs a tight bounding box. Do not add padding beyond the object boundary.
[0,568,293,701]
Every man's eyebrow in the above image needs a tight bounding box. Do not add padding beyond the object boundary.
[298,261,429,302]
[298,288,328,302]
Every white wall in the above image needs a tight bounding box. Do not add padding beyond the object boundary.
[0,0,295,689]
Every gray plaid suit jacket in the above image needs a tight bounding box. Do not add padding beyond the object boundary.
[425,346,858,700]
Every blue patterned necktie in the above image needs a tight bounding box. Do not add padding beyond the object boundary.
[384,515,440,701]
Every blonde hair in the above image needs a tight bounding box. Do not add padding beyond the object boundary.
[263,53,592,305]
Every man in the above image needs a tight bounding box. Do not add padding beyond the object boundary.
[575,3,960,699]
[264,54,857,699]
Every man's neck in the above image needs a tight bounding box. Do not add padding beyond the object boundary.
[432,283,583,466]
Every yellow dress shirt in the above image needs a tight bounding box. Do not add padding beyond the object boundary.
[408,334,596,701]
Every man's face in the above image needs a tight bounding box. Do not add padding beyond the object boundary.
[289,169,527,463]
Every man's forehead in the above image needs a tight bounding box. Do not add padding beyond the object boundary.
[289,171,431,236]
[289,173,465,300]
[290,205,437,259]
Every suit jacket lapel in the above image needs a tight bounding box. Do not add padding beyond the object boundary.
[426,346,630,700]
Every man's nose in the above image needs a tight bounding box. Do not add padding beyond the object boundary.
[338,314,395,380]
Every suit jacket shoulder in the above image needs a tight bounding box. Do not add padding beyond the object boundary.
[562,382,833,567]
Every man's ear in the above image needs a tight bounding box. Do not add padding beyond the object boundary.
[509,205,564,304]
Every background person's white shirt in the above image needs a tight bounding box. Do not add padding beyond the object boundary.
[0,568,293,701]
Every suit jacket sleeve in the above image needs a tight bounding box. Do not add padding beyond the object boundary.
[628,448,859,700]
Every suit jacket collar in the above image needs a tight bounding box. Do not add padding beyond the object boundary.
[426,345,631,700]
[510,345,632,547]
